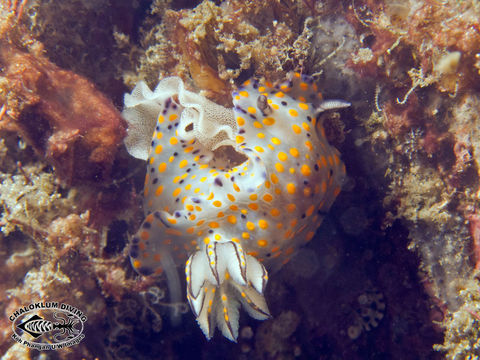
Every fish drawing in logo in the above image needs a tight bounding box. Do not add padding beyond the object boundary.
[17,313,80,341]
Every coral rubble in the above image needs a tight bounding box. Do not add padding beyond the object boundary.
[119,0,317,105]
[0,2,142,359]
[346,0,480,358]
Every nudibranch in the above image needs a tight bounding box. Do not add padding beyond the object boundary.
[123,73,349,341]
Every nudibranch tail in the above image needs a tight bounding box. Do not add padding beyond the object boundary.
[129,212,184,324]
[123,72,349,342]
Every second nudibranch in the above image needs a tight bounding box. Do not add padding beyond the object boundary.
[122,73,349,341]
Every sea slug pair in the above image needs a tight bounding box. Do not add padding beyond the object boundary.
[122,72,349,341]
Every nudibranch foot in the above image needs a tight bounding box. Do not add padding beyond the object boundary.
[186,242,270,341]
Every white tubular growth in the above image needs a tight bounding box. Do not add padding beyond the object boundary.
[315,99,351,114]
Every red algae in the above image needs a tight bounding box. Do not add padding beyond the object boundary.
[0,12,126,185]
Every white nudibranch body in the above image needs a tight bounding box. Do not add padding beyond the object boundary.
[123,73,348,341]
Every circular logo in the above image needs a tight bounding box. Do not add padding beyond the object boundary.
[9,302,86,350]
